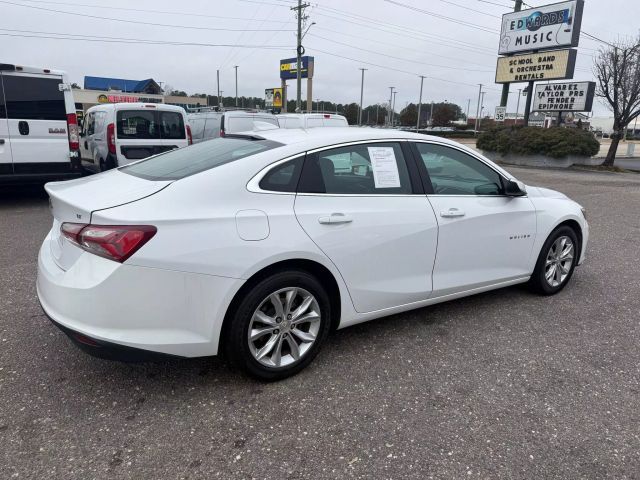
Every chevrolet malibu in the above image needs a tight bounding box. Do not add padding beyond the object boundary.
[37,128,588,380]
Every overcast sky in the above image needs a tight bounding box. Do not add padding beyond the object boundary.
[3,0,638,116]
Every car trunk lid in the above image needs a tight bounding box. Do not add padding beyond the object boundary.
[45,169,171,270]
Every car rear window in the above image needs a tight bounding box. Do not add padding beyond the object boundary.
[2,75,66,120]
[120,136,282,180]
[116,110,186,140]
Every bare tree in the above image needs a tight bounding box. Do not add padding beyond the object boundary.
[593,36,640,166]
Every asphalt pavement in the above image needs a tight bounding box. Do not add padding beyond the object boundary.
[1,167,640,479]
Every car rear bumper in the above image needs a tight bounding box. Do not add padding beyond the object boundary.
[37,230,242,358]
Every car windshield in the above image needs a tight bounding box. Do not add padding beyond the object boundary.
[120,137,282,180]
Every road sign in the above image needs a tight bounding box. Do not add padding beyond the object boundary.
[495,106,507,122]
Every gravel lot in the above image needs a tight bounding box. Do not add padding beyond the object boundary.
[1,167,639,480]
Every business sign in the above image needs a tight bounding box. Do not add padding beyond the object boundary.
[97,93,161,104]
[499,0,584,55]
[265,88,283,108]
[495,106,507,122]
[532,81,596,112]
[280,56,314,80]
[495,49,576,83]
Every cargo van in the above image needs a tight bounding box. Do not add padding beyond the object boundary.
[0,63,81,184]
[277,113,349,129]
[187,109,279,144]
[80,103,191,172]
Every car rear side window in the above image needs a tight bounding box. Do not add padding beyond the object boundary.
[2,75,66,120]
[117,110,159,139]
[160,111,185,139]
[298,142,412,195]
[121,137,282,180]
[259,157,304,192]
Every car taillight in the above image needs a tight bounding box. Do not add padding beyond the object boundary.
[61,223,157,263]
[107,123,116,154]
[66,113,79,151]
[186,124,193,145]
[219,128,225,137]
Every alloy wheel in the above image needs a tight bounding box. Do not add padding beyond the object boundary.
[248,287,322,368]
[544,236,575,288]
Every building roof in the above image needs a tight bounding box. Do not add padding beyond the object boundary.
[83,76,162,94]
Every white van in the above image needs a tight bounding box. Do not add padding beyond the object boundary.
[277,113,349,129]
[80,103,191,172]
[0,63,81,184]
[187,109,279,144]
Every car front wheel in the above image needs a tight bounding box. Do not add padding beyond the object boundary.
[529,225,579,295]
[225,270,331,381]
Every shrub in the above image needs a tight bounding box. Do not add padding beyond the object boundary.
[477,127,600,158]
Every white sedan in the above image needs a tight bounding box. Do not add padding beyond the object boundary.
[37,128,588,380]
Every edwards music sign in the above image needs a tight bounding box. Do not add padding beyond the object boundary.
[498,0,584,55]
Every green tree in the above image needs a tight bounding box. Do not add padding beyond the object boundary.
[399,103,418,126]
[432,104,458,127]
[71,82,81,89]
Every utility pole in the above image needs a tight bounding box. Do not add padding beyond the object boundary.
[516,88,522,124]
[388,87,394,127]
[478,91,486,131]
[474,84,483,133]
[523,82,534,124]
[234,65,239,107]
[466,99,471,124]
[216,69,221,108]
[358,68,367,126]
[291,0,310,112]
[500,0,523,108]
[430,102,434,127]
[392,91,398,127]
[416,75,425,132]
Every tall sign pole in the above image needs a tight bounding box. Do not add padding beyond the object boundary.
[500,0,523,108]
[358,68,367,126]
[416,75,425,132]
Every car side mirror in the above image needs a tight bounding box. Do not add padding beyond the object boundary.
[504,179,527,197]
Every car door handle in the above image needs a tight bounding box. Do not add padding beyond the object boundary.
[318,213,353,225]
[440,208,466,218]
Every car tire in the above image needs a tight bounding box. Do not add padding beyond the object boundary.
[225,270,332,381]
[529,225,579,295]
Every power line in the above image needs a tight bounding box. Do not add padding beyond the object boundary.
[308,45,502,91]
[312,11,496,55]
[384,0,498,34]
[13,0,291,23]
[0,0,294,32]
[0,28,293,49]
[436,0,501,18]
[314,26,496,65]
[307,33,495,73]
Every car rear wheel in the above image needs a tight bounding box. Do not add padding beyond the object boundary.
[529,225,579,295]
[225,270,331,381]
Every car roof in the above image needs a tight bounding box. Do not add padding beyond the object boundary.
[255,127,458,149]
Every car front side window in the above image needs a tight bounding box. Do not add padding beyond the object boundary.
[415,143,504,196]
